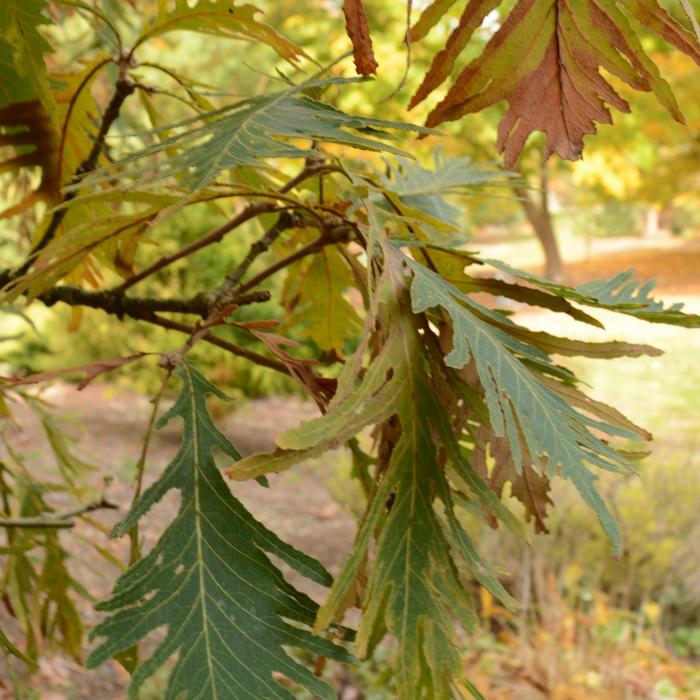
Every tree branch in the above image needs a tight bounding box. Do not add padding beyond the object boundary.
[0,496,118,529]
[111,163,339,294]
[144,314,290,375]
[112,202,279,293]
[38,285,270,318]
[278,163,339,194]
[234,224,354,297]
[32,284,287,375]
[212,211,296,307]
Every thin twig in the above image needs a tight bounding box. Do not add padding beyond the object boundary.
[212,211,296,307]
[5,75,137,286]
[144,314,290,375]
[0,496,118,529]
[38,285,270,318]
[234,225,353,297]
[278,163,339,194]
[128,372,170,564]
[113,163,339,294]
[112,202,278,293]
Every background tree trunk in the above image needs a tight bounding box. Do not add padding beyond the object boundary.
[513,151,564,281]
[514,185,564,282]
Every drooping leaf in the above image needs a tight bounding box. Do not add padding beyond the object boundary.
[343,0,379,76]
[78,78,435,194]
[313,253,515,699]
[88,362,349,700]
[409,0,700,167]
[406,257,654,551]
[232,249,519,698]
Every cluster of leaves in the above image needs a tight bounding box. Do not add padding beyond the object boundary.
[407,0,700,166]
[0,1,699,698]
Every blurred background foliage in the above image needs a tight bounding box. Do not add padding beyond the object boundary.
[1,0,699,697]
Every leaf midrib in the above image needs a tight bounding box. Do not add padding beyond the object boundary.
[188,367,219,699]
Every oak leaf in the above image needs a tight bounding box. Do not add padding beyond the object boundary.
[410,0,700,167]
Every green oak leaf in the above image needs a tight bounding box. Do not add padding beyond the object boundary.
[406,257,655,552]
[87,362,350,700]
[78,77,434,194]
[482,259,700,327]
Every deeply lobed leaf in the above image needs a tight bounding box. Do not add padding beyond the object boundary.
[232,245,520,697]
[88,362,349,700]
[482,259,700,327]
[409,0,700,166]
[407,257,655,549]
[79,79,435,195]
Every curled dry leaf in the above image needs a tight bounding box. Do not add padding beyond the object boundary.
[343,0,379,76]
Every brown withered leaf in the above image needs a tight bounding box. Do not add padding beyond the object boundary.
[343,0,379,76]
[0,353,151,391]
[410,0,700,167]
[250,329,337,409]
[474,426,552,534]
[408,0,499,108]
